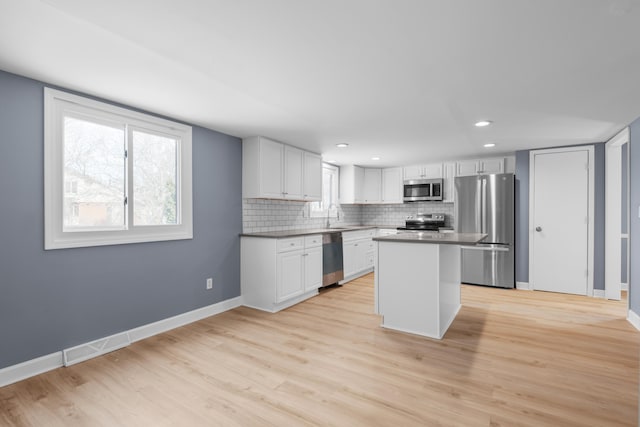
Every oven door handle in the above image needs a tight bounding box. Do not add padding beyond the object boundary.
[463,244,510,252]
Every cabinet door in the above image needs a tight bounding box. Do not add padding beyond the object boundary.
[442,162,456,203]
[303,152,322,201]
[423,163,443,179]
[343,241,358,278]
[479,158,504,174]
[362,168,382,203]
[382,168,403,203]
[259,138,284,198]
[403,165,424,180]
[304,246,322,291]
[284,146,304,199]
[353,166,365,203]
[355,240,367,272]
[455,160,479,177]
[276,251,304,303]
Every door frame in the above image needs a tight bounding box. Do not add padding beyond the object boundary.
[529,146,595,296]
[605,128,629,301]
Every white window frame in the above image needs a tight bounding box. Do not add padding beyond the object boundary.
[310,163,339,218]
[44,88,193,249]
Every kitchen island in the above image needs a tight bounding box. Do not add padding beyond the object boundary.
[373,232,486,339]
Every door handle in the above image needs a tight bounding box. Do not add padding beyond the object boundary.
[535,226,542,232]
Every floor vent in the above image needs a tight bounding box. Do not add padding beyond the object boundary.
[63,332,131,367]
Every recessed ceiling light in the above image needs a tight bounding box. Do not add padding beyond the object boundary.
[483,143,496,148]
[336,143,349,148]
[475,120,492,127]
[371,156,380,161]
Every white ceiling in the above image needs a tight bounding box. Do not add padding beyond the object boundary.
[1,0,640,167]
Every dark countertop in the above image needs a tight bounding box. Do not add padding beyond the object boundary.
[240,225,385,238]
[373,232,487,246]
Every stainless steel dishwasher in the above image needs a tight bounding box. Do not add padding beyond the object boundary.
[322,232,344,287]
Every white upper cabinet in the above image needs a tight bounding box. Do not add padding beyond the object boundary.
[243,136,322,200]
[362,168,382,203]
[243,136,283,199]
[284,146,304,200]
[340,165,365,204]
[455,157,505,177]
[403,163,443,180]
[303,152,322,201]
[382,167,403,203]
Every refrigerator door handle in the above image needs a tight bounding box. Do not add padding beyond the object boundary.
[481,177,487,233]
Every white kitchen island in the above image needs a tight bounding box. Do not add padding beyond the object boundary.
[373,232,486,339]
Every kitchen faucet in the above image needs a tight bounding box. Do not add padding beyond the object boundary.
[326,203,339,228]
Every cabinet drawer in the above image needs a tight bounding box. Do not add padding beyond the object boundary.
[343,229,375,242]
[277,237,304,253]
[304,234,322,248]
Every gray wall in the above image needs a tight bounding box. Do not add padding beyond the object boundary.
[0,70,242,369]
[514,144,605,290]
[629,119,640,314]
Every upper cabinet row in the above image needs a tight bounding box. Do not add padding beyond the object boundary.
[340,157,512,205]
[243,136,322,201]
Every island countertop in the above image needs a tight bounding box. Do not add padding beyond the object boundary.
[373,232,487,245]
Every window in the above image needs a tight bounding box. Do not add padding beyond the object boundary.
[310,164,339,218]
[44,88,192,249]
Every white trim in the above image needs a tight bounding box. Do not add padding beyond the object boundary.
[529,146,595,296]
[44,88,193,250]
[129,296,243,342]
[622,282,628,291]
[516,281,531,290]
[593,289,605,298]
[627,309,640,331]
[0,296,242,387]
[605,128,629,300]
[0,352,63,388]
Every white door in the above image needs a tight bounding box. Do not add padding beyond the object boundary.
[530,148,592,295]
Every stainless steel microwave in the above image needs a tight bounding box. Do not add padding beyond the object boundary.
[403,178,443,202]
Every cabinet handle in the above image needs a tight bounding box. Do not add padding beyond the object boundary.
[290,243,295,246]
[354,243,359,247]
[302,253,309,256]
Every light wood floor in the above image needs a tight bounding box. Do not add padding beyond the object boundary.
[1,274,638,426]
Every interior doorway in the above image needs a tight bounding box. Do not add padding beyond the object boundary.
[605,128,629,301]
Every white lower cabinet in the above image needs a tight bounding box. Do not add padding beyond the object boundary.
[242,235,322,312]
[276,250,304,303]
[341,229,376,283]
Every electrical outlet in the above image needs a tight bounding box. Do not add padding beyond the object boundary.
[206,278,213,290]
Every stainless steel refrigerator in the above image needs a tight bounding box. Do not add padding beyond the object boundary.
[455,173,515,288]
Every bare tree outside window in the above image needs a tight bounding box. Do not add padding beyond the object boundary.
[132,131,178,226]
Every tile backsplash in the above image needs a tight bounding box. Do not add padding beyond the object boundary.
[243,199,455,233]
[361,202,454,228]
[243,199,362,233]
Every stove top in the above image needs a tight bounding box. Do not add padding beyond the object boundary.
[401,213,446,231]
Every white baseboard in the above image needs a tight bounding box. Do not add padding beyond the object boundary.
[627,309,640,331]
[516,281,531,290]
[622,282,628,291]
[0,296,242,388]
[0,352,63,388]
[593,289,605,299]
[129,296,242,343]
